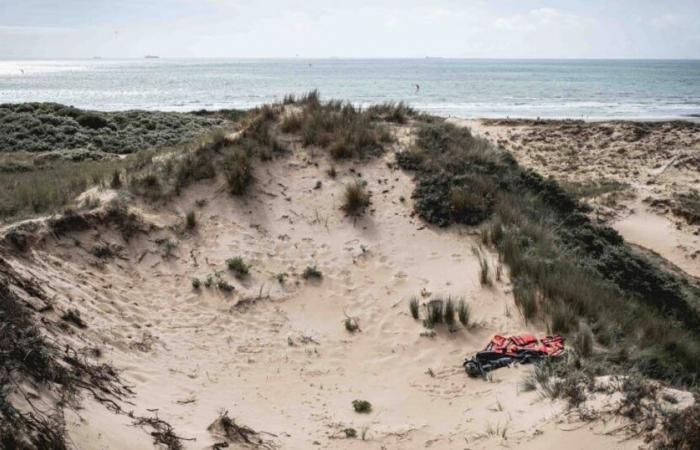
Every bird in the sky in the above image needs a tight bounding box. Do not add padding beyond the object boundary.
[415,84,420,93]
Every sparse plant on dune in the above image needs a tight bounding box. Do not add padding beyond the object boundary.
[352,400,372,414]
[217,278,235,293]
[444,298,456,332]
[423,299,444,329]
[226,257,250,278]
[276,272,288,284]
[472,246,492,286]
[223,148,252,195]
[186,211,196,229]
[409,297,420,320]
[192,277,201,290]
[342,181,370,217]
[345,317,359,333]
[457,299,470,327]
[302,265,322,280]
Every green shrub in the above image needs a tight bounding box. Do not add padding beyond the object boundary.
[192,278,201,290]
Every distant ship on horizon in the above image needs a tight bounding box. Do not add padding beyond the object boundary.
[144,55,160,59]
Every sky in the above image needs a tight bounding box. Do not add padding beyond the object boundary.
[1,0,699,59]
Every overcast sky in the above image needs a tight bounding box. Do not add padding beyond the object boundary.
[1,0,699,59]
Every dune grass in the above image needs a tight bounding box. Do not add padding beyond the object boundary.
[342,181,371,217]
[398,119,700,386]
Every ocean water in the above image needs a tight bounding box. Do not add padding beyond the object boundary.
[0,59,699,119]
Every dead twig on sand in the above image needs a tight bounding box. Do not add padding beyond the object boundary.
[208,410,276,449]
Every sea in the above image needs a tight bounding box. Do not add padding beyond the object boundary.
[1,59,699,119]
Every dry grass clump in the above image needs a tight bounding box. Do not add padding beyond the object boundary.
[471,246,492,286]
[207,410,272,449]
[342,181,371,217]
[457,299,470,327]
[409,297,420,319]
[416,296,469,331]
[185,211,196,229]
[302,265,323,280]
[281,91,393,160]
[367,102,415,124]
[572,321,594,357]
[223,148,253,195]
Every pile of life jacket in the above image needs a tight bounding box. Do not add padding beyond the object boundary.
[463,334,565,377]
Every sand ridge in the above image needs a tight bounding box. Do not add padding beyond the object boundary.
[1,126,652,449]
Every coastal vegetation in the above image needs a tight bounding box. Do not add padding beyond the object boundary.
[1,96,698,447]
[397,119,700,385]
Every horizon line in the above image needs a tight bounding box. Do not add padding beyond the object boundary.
[2,56,700,62]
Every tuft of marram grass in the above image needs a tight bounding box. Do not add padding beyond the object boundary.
[226,257,250,277]
[423,299,444,329]
[223,147,252,195]
[352,400,372,414]
[472,246,492,286]
[409,297,420,320]
[342,181,370,217]
[444,298,456,331]
[302,265,322,280]
[573,321,594,357]
[457,299,470,327]
[186,211,196,229]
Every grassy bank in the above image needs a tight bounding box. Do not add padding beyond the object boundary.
[0,104,245,222]
[398,120,700,386]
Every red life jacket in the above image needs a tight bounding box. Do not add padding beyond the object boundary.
[484,334,565,358]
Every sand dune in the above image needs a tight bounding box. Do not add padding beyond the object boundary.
[2,139,649,449]
[459,118,700,279]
